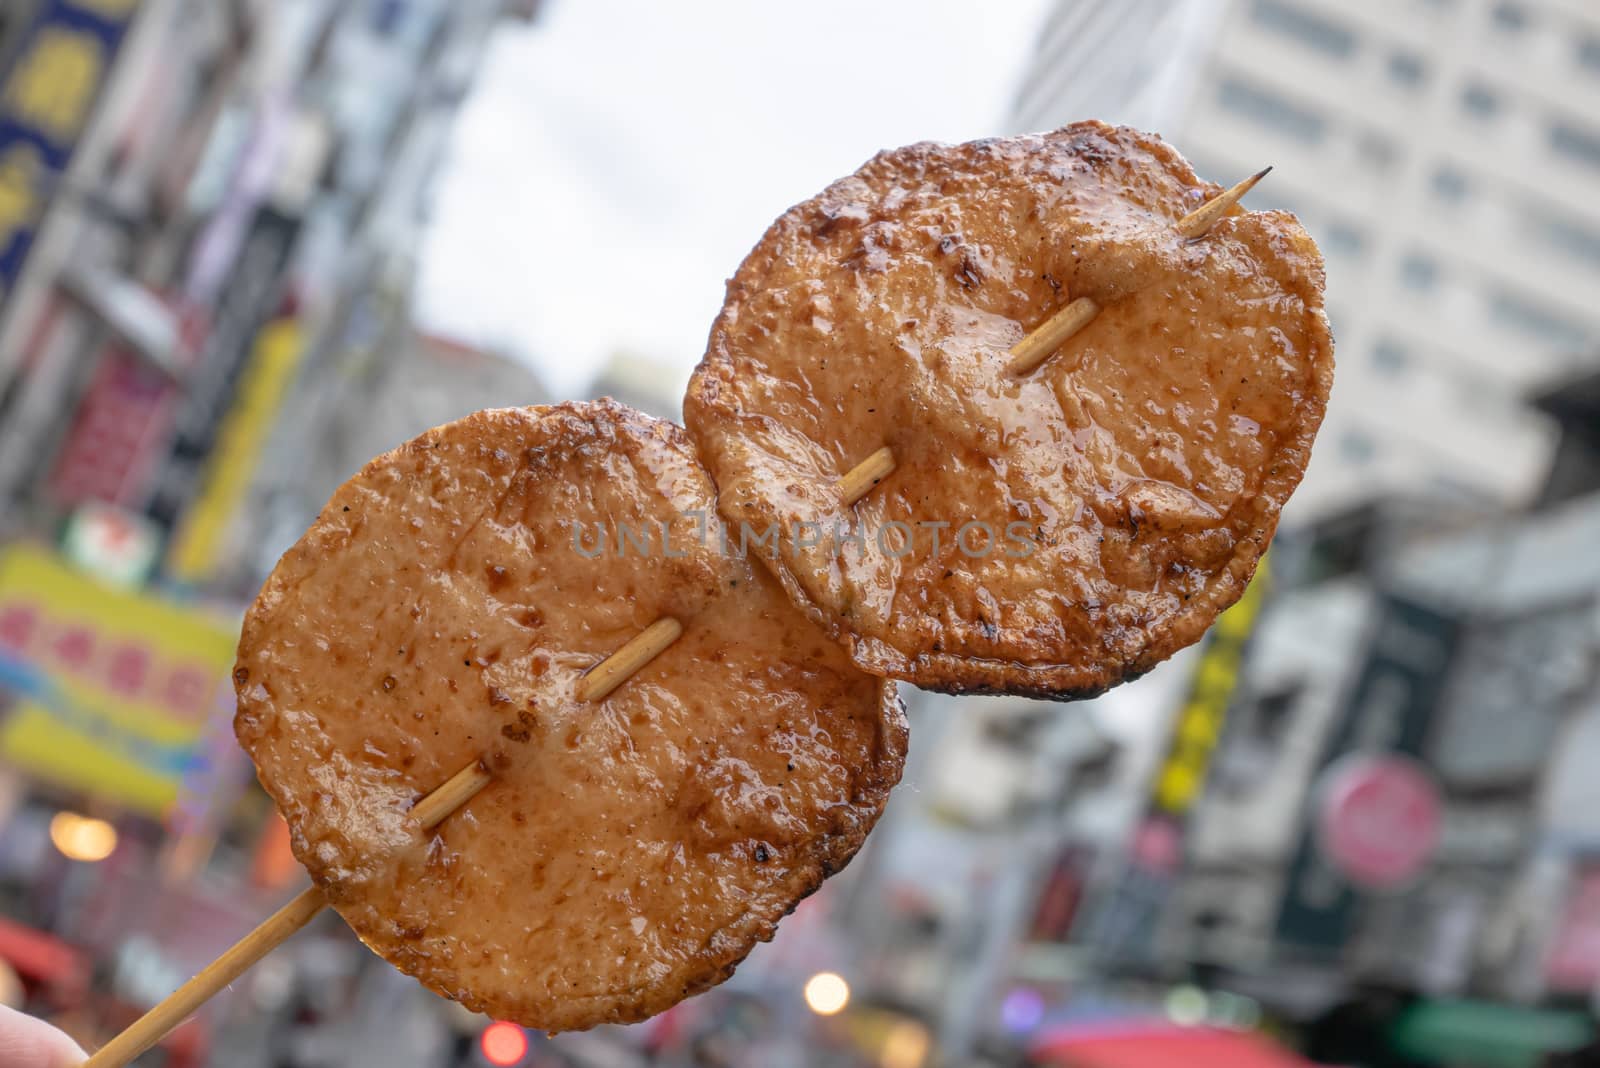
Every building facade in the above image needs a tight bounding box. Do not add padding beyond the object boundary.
[1011,0,1600,516]
[1148,369,1600,1013]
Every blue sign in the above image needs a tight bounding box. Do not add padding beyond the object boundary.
[0,0,139,307]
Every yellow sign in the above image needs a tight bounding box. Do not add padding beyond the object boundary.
[1,26,104,146]
[1152,558,1270,814]
[0,545,237,815]
[0,144,43,256]
[168,318,305,583]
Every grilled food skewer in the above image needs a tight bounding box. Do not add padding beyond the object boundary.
[83,621,685,1068]
[85,160,1279,1067]
[1008,167,1271,377]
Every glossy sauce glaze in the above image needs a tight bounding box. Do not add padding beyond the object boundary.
[234,400,906,1031]
[685,121,1334,698]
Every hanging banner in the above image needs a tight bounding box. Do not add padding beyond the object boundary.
[0,545,236,815]
[0,0,141,309]
[147,205,299,537]
[1085,559,1270,962]
[166,314,305,583]
[1274,595,1461,952]
[1150,558,1271,816]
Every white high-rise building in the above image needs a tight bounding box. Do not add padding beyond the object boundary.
[1011,0,1600,516]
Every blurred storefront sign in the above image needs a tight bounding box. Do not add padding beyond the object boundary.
[0,0,141,311]
[1388,999,1593,1068]
[1431,601,1595,791]
[1150,560,1270,818]
[146,206,299,537]
[45,295,206,510]
[1027,844,1095,944]
[1275,595,1460,952]
[166,313,304,584]
[1088,562,1269,962]
[1313,754,1442,890]
[1545,862,1600,994]
[180,97,290,306]
[59,500,160,588]
[0,544,235,815]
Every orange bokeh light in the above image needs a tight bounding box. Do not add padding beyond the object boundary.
[480,1021,528,1066]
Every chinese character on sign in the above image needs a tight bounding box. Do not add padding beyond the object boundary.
[161,664,212,721]
[50,624,96,672]
[104,641,151,697]
[0,603,39,652]
[0,145,43,254]
[1,27,105,146]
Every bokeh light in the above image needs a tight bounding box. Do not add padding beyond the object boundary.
[479,1021,528,1066]
[1000,987,1046,1033]
[48,812,117,863]
[804,971,851,1016]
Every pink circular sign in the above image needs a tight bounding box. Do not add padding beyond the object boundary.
[1316,754,1442,890]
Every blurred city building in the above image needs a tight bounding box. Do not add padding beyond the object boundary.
[989,5,1600,1062]
[0,2,1595,1066]
[1012,0,1600,516]
[0,0,543,1061]
[1083,363,1600,1032]
[1012,0,1227,134]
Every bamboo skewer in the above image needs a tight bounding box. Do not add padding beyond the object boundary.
[1175,166,1272,240]
[1007,166,1271,376]
[85,167,1271,1068]
[575,617,685,702]
[1009,296,1099,376]
[83,621,684,1068]
[410,760,496,830]
[836,446,896,506]
[82,888,327,1068]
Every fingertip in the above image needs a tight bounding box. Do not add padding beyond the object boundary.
[0,1004,88,1067]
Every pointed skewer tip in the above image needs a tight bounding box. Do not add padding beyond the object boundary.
[1175,165,1273,239]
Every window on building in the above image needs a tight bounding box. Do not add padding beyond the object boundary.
[1212,681,1306,798]
[1356,133,1398,172]
[1581,36,1600,76]
[1550,121,1600,173]
[1249,0,1357,59]
[1388,51,1427,88]
[1460,83,1502,119]
[1400,252,1439,291]
[1535,212,1600,272]
[1342,431,1377,463]
[1216,77,1327,144]
[1430,165,1471,203]
[1489,290,1591,351]
[1490,1,1529,34]
[1323,221,1367,260]
[1373,338,1411,373]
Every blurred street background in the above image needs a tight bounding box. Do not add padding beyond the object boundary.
[0,0,1597,1066]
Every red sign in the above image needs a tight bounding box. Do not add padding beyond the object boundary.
[47,344,175,506]
[1315,755,1441,890]
[47,298,206,510]
[1547,865,1600,992]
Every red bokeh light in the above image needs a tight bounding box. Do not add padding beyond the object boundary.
[480,1021,528,1066]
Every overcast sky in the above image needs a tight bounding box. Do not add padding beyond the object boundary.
[416,0,1053,398]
